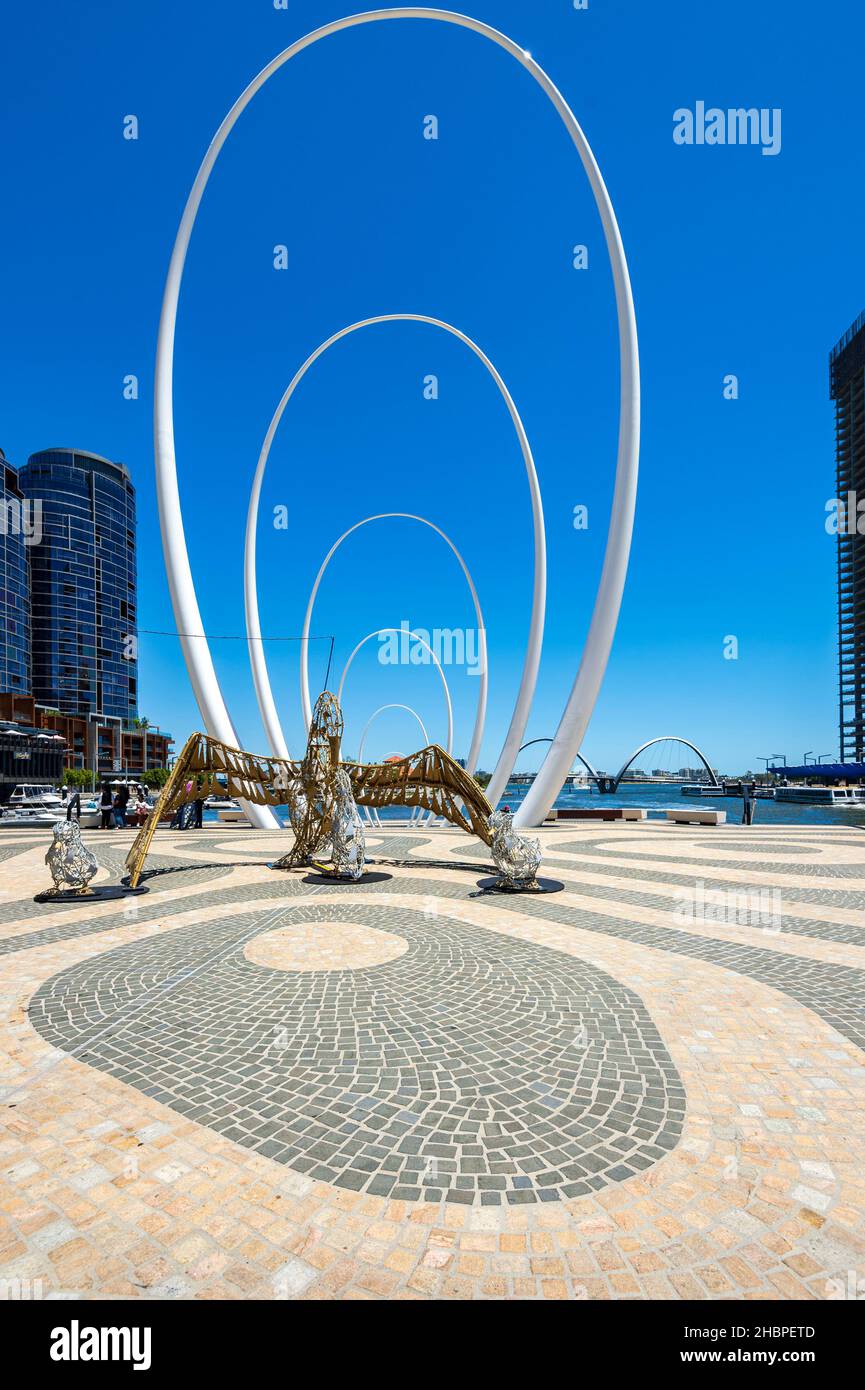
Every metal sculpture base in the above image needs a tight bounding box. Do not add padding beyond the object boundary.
[301,870,393,886]
[475,876,565,895]
[34,884,150,905]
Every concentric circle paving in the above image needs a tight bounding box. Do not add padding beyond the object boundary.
[29,902,684,1206]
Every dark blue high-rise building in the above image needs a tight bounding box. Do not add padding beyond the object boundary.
[0,448,31,694]
[17,448,138,722]
[831,314,865,762]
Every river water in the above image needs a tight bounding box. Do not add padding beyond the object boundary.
[204,781,865,830]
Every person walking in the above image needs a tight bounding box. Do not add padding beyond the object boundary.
[114,782,130,829]
[171,781,195,830]
[99,782,114,830]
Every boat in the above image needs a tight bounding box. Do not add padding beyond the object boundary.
[6,782,64,812]
[773,785,863,806]
[681,784,727,797]
[0,783,101,829]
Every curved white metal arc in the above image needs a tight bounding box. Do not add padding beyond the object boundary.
[155,8,638,832]
[613,736,718,790]
[358,705,430,826]
[358,704,430,763]
[244,315,543,797]
[294,512,487,773]
[337,628,453,757]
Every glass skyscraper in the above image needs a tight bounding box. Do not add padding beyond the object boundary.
[831,314,865,762]
[0,448,31,694]
[17,448,138,722]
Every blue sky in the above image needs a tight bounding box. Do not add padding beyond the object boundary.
[1,0,861,773]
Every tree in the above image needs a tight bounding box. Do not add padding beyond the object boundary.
[62,768,91,789]
[141,768,170,789]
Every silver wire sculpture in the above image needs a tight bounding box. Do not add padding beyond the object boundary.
[282,778,308,833]
[44,819,99,895]
[272,777,331,870]
[489,809,542,888]
[327,767,366,881]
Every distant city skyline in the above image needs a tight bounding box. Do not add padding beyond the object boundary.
[2,0,862,774]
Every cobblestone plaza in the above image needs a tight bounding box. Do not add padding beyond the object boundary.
[1,822,864,1301]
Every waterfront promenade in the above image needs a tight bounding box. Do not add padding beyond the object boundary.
[1,821,864,1301]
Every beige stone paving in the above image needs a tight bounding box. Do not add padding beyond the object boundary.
[0,824,864,1301]
[244,920,408,971]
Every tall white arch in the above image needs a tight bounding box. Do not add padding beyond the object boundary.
[294,513,486,771]
[154,8,639,831]
[358,703,430,762]
[357,702,430,825]
[244,317,544,802]
[337,627,453,757]
[246,508,493,771]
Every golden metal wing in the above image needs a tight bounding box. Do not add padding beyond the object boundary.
[124,696,494,888]
[343,745,493,845]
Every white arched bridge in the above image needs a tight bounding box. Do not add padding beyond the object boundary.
[516,736,719,796]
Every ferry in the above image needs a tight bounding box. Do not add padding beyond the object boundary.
[773,786,863,806]
[681,784,727,798]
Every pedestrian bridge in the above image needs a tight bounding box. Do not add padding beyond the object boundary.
[517,736,719,796]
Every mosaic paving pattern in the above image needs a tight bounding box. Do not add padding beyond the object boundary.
[0,840,43,868]
[2,821,865,1302]
[0,853,236,938]
[28,903,684,1205]
[456,838,865,942]
[556,838,865,878]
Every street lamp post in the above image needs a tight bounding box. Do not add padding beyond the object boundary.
[818,753,834,764]
[803,751,814,765]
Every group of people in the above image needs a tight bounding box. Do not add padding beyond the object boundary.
[98,781,152,829]
[58,779,209,832]
[59,781,152,829]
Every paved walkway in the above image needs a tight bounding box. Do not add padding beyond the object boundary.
[1,822,864,1300]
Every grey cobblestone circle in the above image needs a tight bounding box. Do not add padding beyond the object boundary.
[29,902,685,1206]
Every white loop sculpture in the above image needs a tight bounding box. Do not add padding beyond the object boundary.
[295,512,487,772]
[337,628,453,757]
[244,316,544,802]
[358,703,430,763]
[358,703,430,826]
[154,8,639,830]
